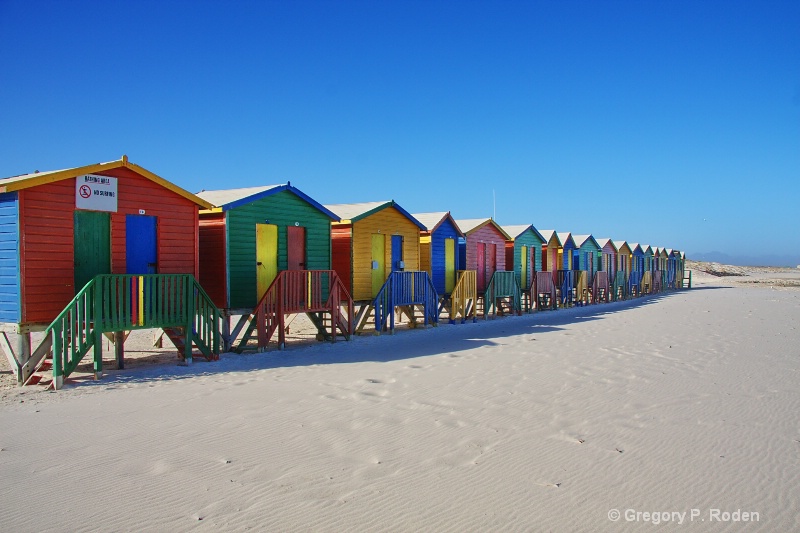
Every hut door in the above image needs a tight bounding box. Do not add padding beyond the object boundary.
[256,224,278,299]
[126,215,158,274]
[520,246,528,289]
[371,233,386,297]
[488,243,497,277]
[444,238,456,293]
[476,242,486,291]
[287,226,306,270]
[74,210,110,291]
[391,235,404,271]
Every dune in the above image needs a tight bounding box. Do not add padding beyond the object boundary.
[1,270,799,531]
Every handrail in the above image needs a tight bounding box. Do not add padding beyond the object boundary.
[612,271,627,301]
[483,271,521,317]
[575,270,589,305]
[641,271,653,294]
[557,270,575,306]
[374,271,439,332]
[449,270,477,323]
[37,274,221,388]
[535,272,557,310]
[592,271,610,303]
[248,269,354,350]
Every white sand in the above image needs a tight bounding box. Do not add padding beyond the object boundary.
[1,272,799,531]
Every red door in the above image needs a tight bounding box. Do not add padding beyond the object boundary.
[477,242,486,292]
[487,243,497,280]
[287,226,306,270]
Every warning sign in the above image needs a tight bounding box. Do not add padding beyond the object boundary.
[75,174,118,212]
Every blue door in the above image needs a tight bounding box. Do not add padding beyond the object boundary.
[126,215,157,274]
[391,235,404,271]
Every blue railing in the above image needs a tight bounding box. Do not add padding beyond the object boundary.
[373,271,439,332]
[557,270,575,306]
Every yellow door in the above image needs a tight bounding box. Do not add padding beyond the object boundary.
[256,224,278,299]
[371,233,385,297]
[520,245,528,289]
[444,238,455,293]
[557,249,563,270]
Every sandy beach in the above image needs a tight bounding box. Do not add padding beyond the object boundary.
[1,267,799,531]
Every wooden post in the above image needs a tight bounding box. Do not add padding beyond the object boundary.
[185,277,194,364]
[114,331,125,370]
[16,332,31,372]
[93,331,103,380]
[0,332,20,384]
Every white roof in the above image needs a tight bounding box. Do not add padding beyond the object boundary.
[196,184,283,206]
[324,201,390,221]
[411,212,449,231]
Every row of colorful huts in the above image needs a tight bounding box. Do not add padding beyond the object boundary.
[0,158,687,388]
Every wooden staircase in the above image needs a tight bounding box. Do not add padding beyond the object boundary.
[444,270,477,324]
[482,271,522,318]
[364,271,438,334]
[20,274,221,389]
[234,270,353,352]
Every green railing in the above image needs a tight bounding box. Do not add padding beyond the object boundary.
[612,271,627,301]
[483,271,521,317]
[30,274,221,387]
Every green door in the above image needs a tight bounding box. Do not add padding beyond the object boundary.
[256,224,278,300]
[444,238,456,293]
[371,233,385,297]
[74,210,110,292]
[520,245,528,289]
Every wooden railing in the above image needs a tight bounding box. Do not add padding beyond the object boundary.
[612,271,627,301]
[628,270,643,297]
[592,271,610,303]
[24,274,221,388]
[373,271,438,332]
[449,270,477,324]
[557,270,576,306]
[236,270,353,351]
[536,272,557,310]
[483,271,521,317]
[641,271,653,294]
[575,271,589,305]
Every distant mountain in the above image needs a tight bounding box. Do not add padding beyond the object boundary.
[690,251,800,267]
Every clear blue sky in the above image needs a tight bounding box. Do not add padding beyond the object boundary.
[1,1,798,264]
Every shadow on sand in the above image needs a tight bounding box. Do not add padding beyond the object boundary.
[62,289,713,389]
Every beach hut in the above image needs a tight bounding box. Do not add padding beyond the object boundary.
[613,241,632,300]
[572,235,606,304]
[196,184,353,351]
[666,248,678,289]
[0,156,221,388]
[656,247,669,289]
[502,224,546,312]
[412,212,475,323]
[641,245,654,294]
[327,201,436,333]
[557,232,578,306]
[628,243,644,297]
[455,218,519,317]
[538,230,562,310]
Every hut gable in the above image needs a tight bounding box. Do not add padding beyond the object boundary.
[0,157,210,325]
